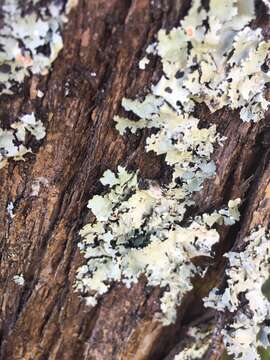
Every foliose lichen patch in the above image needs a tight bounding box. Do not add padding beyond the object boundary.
[139,0,270,122]
[0,0,76,168]
[76,0,269,325]
[76,163,240,324]
[173,325,212,360]
[0,112,46,168]
[204,227,270,360]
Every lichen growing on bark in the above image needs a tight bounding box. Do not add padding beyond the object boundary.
[204,227,270,360]
[0,0,65,95]
[13,274,25,286]
[0,0,75,168]
[77,0,269,326]
[76,170,240,324]
[0,112,46,168]
[138,0,270,122]
[174,325,213,360]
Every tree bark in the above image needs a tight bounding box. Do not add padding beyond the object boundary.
[0,1,269,359]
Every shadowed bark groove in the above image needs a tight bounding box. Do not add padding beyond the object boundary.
[0,1,269,359]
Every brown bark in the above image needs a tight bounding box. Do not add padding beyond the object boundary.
[0,1,269,359]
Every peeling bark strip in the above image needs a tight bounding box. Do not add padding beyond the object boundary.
[0,1,269,360]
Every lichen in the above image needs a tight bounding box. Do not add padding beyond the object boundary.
[204,227,270,359]
[138,43,157,70]
[7,201,15,219]
[13,274,24,286]
[0,0,72,168]
[262,0,270,13]
[139,0,269,122]
[76,163,240,324]
[0,0,66,95]
[115,100,221,192]
[174,326,212,360]
[76,0,268,326]
[0,112,46,168]
[12,113,46,141]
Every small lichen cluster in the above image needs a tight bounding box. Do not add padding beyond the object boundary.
[140,0,270,122]
[0,112,46,168]
[13,274,25,286]
[204,227,270,360]
[0,0,66,95]
[174,326,212,360]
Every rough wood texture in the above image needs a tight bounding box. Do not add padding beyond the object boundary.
[0,1,269,359]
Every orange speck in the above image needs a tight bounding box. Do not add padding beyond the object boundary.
[16,54,33,67]
[186,26,194,37]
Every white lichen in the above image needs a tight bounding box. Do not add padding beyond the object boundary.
[139,56,150,70]
[204,227,270,360]
[37,90,44,98]
[0,112,46,168]
[138,43,157,70]
[13,274,25,286]
[174,326,212,360]
[7,201,15,219]
[12,113,46,141]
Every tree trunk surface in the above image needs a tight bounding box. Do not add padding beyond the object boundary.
[0,1,269,359]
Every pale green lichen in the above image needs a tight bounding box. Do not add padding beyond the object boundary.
[76,0,268,325]
[78,79,226,324]
[0,112,46,168]
[174,326,212,360]
[139,0,269,122]
[12,113,46,141]
[0,0,73,168]
[0,128,29,169]
[76,163,240,324]
[0,0,66,95]
[204,227,270,360]
[115,100,221,193]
